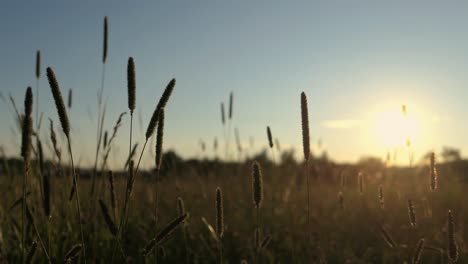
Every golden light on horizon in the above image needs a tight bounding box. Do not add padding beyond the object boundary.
[374,106,419,149]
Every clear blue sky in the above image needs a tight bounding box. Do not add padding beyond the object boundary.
[2,1,468,168]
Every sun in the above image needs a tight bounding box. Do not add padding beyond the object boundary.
[375,105,419,149]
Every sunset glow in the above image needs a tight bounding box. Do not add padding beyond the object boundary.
[375,106,419,149]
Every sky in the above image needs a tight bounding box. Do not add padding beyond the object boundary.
[1,1,468,168]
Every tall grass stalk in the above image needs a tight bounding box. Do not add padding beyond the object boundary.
[153,109,165,261]
[266,126,275,163]
[68,88,73,109]
[216,187,224,264]
[98,199,126,259]
[43,168,52,255]
[110,81,175,260]
[21,87,33,262]
[35,50,40,131]
[25,205,51,263]
[119,79,174,248]
[94,112,126,203]
[429,152,437,219]
[47,67,86,262]
[127,57,136,166]
[234,128,243,161]
[111,160,135,262]
[447,210,458,262]
[141,213,188,257]
[411,238,424,264]
[26,241,37,263]
[91,16,109,196]
[300,91,310,244]
[134,78,175,176]
[226,92,233,159]
[220,102,226,159]
[177,197,189,264]
[108,171,117,221]
[252,161,263,264]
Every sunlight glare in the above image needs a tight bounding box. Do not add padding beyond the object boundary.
[375,106,418,149]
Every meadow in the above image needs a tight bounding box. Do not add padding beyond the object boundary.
[1,16,466,263]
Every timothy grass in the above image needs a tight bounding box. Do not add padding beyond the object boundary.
[141,213,188,255]
[0,158,467,262]
[127,57,136,186]
[447,210,459,262]
[408,199,416,228]
[266,126,275,163]
[35,50,40,131]
[412,238,424,264]
[1,16,466,264]
[21,87,33,262]
[91,16,109,198]
[68,89,72,110]
[2,64,466,264]
[46,67,86,261]
[300,91,311,246]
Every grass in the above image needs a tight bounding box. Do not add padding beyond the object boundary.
[0,15,465,264]
[0,158,466,263]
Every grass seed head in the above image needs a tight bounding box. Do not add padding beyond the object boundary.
[68,89,72,109]
[301,92,310,161]
[229,92,233,120]
[221,102,225,125]
[447,210,458,262]
[408,199,416,228]
[155,109,165,170]
[142,213,188,255]
[103,17,108,63]
[430,152,437,191]
[378,185,384,209]
[252,161,263,208]
[99,199,118,236]
[127,57,136,113]
[46,67,70,137]
[21,87,33,161]
[267,126,273,148]
[103,130,108,149]
[216,187,224,238]
[36,50,41,79]
[379,225,397,249]
[412,238,425,264]
[145,79,175,139]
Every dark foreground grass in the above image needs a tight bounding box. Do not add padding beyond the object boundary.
[0,159,466,263]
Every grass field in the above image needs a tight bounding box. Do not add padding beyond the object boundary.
[1,15,467,264]
[1,152,467,263]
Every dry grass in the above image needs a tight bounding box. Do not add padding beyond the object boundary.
[1,15,466,264]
